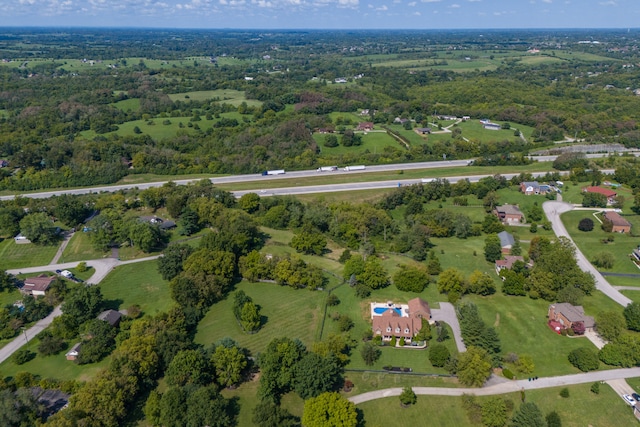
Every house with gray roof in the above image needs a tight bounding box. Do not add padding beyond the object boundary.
[497,231,515,254]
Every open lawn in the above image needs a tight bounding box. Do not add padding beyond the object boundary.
[315,130,401,157]
[98,260,171,316]
[0,335,109,382]
[62,232,110,263]
[357,382,635,427]
[111,98,140,112]
[167,89,261,107]
[561,210,640,275]
[0,239,58,270]
[195,281,327,355]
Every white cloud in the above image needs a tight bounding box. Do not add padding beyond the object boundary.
[375,4,387,10]
[421,0,440,2]
[408,1,416,5]
[599,0,616,5]
[412,10,420,14]
[450,3,460,7]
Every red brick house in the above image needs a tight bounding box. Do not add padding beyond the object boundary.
[22,274,55,297]
[548,303,595,331]
[603,211,631,233]
[582,186,617,205]
[372,298,431,343]
[495,255,525,275]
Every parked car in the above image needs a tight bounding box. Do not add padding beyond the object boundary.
[60,270,73,278]
[623,394,636,406]
[632,393,640,402]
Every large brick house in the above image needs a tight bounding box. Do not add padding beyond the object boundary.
[372,298,431,343]
[494,204,524,224]
[603,211,631,233]
[548,303,595,331]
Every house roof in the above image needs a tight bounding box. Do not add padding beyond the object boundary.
[495,204,523,216]
[495,255,525,270]
[583,186,617,198]
[66,342,82,356]
[521,181,540,189]
[97,309,122,326]
[30,387,70,415]
[498,231,515,247]
[23,274,55,293]
[550,303,595,328]
[407,297,431,319]
[603,211,631,227]
[357,122,374,129]
[372,309,422,339]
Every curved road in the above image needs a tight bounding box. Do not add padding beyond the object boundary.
[348,367,640,404]
[542,201,631,307]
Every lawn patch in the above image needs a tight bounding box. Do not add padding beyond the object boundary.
[0,239,58,270]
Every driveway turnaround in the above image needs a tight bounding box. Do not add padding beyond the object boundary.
[430,302,466,353]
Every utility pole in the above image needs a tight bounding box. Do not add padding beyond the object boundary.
[21,327,28,343]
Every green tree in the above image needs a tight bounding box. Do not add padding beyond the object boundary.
[484,233,502,263]
[0,206,25,237]
[0,388,40,427]
[358,257,389,289]
[158,243,194,281]
[252,401,299,427]
[302,392,357,427]
[511,402,545,427]
[546,411,562,427]
[467,270,497,296]
[399,386,417,406]
[437,268,465,302]
[159,387,187,427]
[293,352,342,399]
[19,212,58,245]
[393,264,430,293]
[55,194,90,227]
[457,346,493,387]
[165,349,212,387]
[258,337,306,403]
[212,344,247,388]
[360,342,381,366]
[240,301,261,333]
[77,319,117,364]
[582,192,607,208]
[596,311,625,341]
[568,347,600,372]
[501,270,526,296]
[624,302,640,331]
[290,227,327,255]
[61,285,103,326]
[481,396,507,427]
[144,390,162,427]
[185,385,233,427]
[516,354,535,375]
[415,317,431,341]
[426,250,442,275]
[429,343,450,367]
[238,192,261,213]
[578,218,594,231]
[482,214,504,234]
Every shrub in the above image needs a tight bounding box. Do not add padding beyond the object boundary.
[502,368,514,379]
[568,347,600,372]
[13,349,36,365]
[399,337,405,346]
[591,382,600,394]
[326,294,340,306]
[399,386,417,406]
[337,315,354,332]
[76,261,88,272]
[429,343,450,367]
[578,218,594,232]
[559,388,570,398]
[390,336,397,347]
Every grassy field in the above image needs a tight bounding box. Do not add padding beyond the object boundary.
[0,239,58,270]
[315,130,402,157]
[357,382,635,427]
[62,232,110,263]
[167,89,261,107]
[98,260,171,316]
[112,98,140,112]
[194,281,327,355]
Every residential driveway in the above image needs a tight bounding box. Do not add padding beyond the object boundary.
[584,329,607,349]
[348,367,640,404]
[542,201,631,307]
[431,302,466,353]
[0,306,62,364]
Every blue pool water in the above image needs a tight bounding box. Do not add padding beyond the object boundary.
[373,307,402,316]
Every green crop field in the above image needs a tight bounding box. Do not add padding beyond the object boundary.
[0,239,58,270]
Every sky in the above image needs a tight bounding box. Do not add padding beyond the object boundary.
[0,0,638,30]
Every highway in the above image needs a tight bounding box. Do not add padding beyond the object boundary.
[0,152,622,201]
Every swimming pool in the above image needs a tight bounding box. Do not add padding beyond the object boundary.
[373,307,402,316]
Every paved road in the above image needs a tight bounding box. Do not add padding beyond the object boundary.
[430,303,466,353]
[542,200,631,307]
[348,367,640,404]
[615,286,640,291]
[0,255,162,364]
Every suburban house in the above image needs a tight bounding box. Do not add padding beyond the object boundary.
[483,123,501,130]
[520,181,540,195]
[317,128,334,134]
[22,274,56,296]
[603,211,631,233]
[371,298,431,343]
[393,117,409,124]
[356,122,374,131]
[30,387,70,418]
[582,186,617,205]
[414,127,432,135]
[548,303,595,332]
[494,204,524,224]
[14,233,31,244]
[66,343,82,361]
[498,231,516,255]
[97,309,122,327]
[633,246,640,263]
[140,216,176,230]
[495,255,525,275]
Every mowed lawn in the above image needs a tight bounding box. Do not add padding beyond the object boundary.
[561,210,640,275]
[0,239,58,270]
[315,130,402,157]
[62,232,110,263]
[98,260,171,316]
[195,281,327,355]
[357,382,635,427]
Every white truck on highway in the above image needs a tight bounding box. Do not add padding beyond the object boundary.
[262,169,285,176]
[421,178,437,183]
[344,165,366,171]
[317,166,338,172]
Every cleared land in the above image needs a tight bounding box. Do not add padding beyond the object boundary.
[0,239,58,270]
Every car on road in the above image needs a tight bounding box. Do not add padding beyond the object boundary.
[623,394,636,406]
